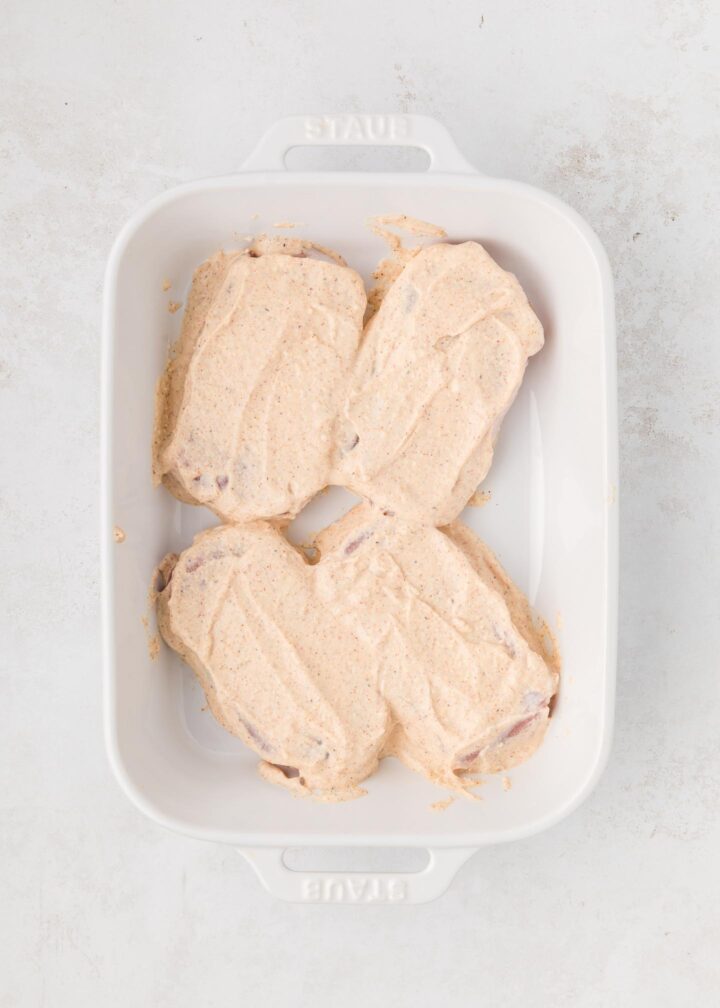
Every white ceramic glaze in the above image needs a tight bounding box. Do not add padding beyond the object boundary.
[102,114,617,903]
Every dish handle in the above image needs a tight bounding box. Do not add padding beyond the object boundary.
[240,114,478,174]
[238,846,476,904]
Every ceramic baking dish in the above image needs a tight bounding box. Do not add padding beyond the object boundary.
[102,114,617,903]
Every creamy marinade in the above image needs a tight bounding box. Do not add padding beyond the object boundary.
[157,508,558,801]
[154,221,543,529]
[152,220,558,800]
[154,237,365,524]
[334,222,544,525]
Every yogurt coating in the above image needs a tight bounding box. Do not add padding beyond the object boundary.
[333,241,544,525]
[154,248,366,524]
[157,508,558,801]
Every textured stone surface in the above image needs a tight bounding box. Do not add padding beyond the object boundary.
[1,1,718,1005]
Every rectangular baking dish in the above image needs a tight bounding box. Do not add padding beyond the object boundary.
[102,114,617,903]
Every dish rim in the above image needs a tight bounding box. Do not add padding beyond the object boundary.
[101,166,617,849]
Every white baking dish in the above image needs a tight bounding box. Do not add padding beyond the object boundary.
[102,115,617,903]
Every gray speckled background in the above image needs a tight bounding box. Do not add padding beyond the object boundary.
[2,1,719,1005]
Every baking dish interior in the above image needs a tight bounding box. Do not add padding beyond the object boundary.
[104,173,615,846]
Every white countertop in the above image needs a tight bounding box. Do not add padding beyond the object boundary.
[2,1,719,1004]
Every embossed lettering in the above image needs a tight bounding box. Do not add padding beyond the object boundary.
[387,880,407,902]
[367,115,389,140]
[366,878,382,902]
[302,114,411,145]
[345,116,365,140]
[304,117,325,140]
[301,875,409,902]
[346,878,369,900]
[302,879,322,900]
[325,880,346,902]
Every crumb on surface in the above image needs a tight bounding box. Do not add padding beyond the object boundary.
[113,525,126,543]
[142,563,172,661]
[467,488,492,508]
[249,233,347,266]
[431,796,456,812]
[272,221,303,229]
[365,215,446,319]
[162,278,172,291]
[502,776,512,791]
[462,777,485,794]
[167,300,182,314]
[368,214,446,245]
